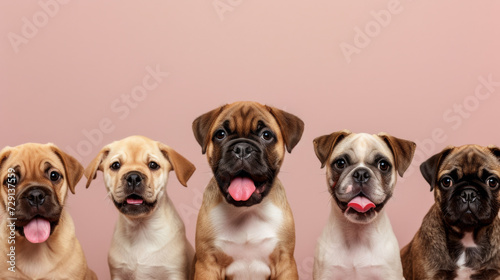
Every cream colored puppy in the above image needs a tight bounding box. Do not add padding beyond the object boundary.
[85,135,196,280]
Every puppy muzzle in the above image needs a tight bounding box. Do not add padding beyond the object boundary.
[15,185,61,243]
[445,182,497,230]
[215,139,276,207]
[114,171,157,216]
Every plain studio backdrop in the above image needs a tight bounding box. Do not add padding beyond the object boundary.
[1,1,499,279]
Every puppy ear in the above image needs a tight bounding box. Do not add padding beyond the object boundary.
[313,130,351,168]
[488,145,500,161]
[158,143,196,187]
[84,146,110,189]
[192,105,226,154]
[50,145,84,195]
[0,146,12,172]
[266,106,305,153]
[377,133,417,177]
[420,146,454,192]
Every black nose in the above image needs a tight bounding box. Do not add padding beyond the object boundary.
[461,189,477,203]
[126,172,142,189]
[353,168,371,183]
[233,142,254,159]
[27,189,46,207]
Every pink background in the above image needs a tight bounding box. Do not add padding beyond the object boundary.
[1,1,499,279]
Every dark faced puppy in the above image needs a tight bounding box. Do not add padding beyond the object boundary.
[426,146,500,232]
[401,145,500,280]
[193,102,303,207]
[192,101,303,280]
[1,144,80,243]
[0,143,96,279]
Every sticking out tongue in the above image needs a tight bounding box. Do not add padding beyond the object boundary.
[126,197,144,205]
[23,218,51,244]
[228,177,256,201]
[347,196,375,213]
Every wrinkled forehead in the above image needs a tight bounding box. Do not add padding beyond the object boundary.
[107,137,163,163]
[330,133,393,163]
[212,103,280,136]
[2,145,63,176]
[440,146,500,177]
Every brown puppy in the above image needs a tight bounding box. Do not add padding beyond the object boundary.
[401,145,500,279]
[0,143,96,280]
[192,101,304,280]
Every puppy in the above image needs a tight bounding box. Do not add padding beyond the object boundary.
[191,101,304,280]
[312,130,415,280]
[84,135,196,279]
[0,143,96,280]
[401,145,500,279]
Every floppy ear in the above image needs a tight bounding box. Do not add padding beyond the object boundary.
[377,133,417,177]
[0,146,12,172]
[420,146,454,192]
[488,145,500,162]
[266,106,305,153]
[192,105,226,154]
[313,130,351,168]
[84,146,110,189]
[158,143,196,187]
[50,145,84,195]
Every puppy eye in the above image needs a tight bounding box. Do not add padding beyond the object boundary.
[110,162,121,170]
[440,176,453,188]
[4,174,18,186]
[49,171,61,182]
[378,160,390,172]
[214,130,226,140]
[487,176,499,188]
[261,130,274,141]
[148,161,160,170]
[334,159,346,169]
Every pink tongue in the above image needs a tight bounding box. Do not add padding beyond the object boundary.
[23,218,51,244]
[348,196,376,213]
[228,177,256,201]
[126,198,144,205]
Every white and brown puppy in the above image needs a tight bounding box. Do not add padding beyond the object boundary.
[85,135,196,279]
[401,145,500,279]
[192,101,304,280]
[0,143,96,280]
[312,130,415,280]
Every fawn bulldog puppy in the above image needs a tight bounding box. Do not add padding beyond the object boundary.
[84,135,196,279]
[191,101,304,280]
[401,145,500,280]
[312,130,416,280]
[0,143,96,280]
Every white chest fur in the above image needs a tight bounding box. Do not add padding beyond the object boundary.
[454,233,477,280]
[314,209,403,280]
[455,252,474,280]
[210,200,283,280]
